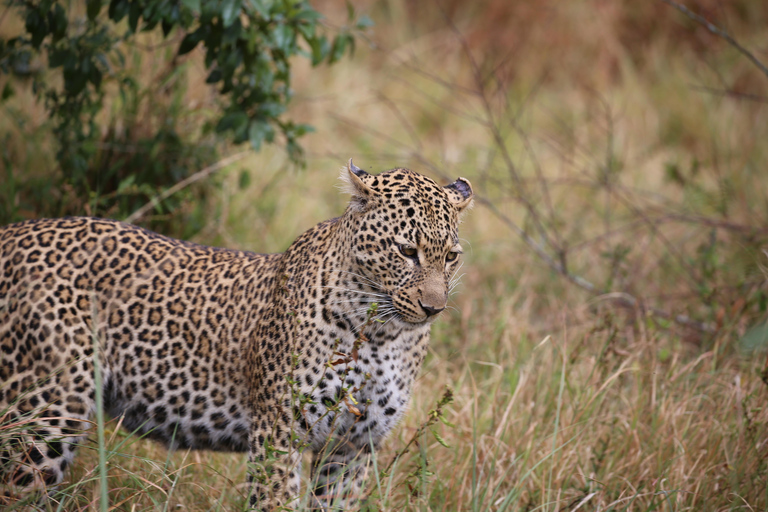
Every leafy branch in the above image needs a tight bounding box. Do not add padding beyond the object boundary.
[0,0,370,171]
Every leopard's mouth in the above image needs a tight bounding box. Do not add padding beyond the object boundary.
[388,300,435,325]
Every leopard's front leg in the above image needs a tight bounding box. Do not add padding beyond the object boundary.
[247,405,303,511]
[245,345,306,511]
[310,438,375,510]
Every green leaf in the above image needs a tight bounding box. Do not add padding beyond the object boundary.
[248,119,272,151]
[128,1,141,32]
[48,48,69,68]
[50,3,68,41]
[25,10,46,49]
[89,65,103,88]
[238,169,251,190]
[310,35,329,66]
[329,34,349,64]
[178,31,201,55]
[257,101,285,118]
[221,0,241,28]
[108,0,129,22]
[181,0,201,12]
[438,415,456,428]
[431,428,450,448]
[293,8,321,23]
[295,22,315,43]
[273,23,292,52]
[95,52,110,71]
[63,67,88,95]
[1,83,14,102]
[356,14,373,29]
[222,21,242,44]
[206,68,222,83]
[216,111,249,135]
[346,1,355,21]
[292,123,314,137]
[87,0,103,21]
[247,0,271,18]
[740,322,768,354]
[117,174,136,192]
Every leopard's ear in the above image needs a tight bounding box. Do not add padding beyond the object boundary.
[443,177,474,213]
[339,159,377,211]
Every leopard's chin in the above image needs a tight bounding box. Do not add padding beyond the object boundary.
[399,312,437,326]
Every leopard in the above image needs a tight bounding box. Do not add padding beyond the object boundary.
[0,160,473,510]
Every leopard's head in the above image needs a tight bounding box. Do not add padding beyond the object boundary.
[340,160,473,324]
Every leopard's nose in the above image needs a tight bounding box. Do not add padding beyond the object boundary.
[419,300,445,317]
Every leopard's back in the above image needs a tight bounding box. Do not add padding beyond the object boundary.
[0,217,280,489]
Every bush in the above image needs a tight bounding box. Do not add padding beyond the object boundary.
[0,0,370,235]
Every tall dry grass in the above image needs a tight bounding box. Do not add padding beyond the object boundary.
[3,0,768,510]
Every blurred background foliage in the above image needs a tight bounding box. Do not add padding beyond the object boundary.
[2,0,768,509]
[0,0,368,237]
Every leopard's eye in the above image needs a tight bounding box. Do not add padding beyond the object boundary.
[446,251,459,262]
[399,245,418,259]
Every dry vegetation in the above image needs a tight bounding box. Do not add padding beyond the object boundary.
[3,0,768,510]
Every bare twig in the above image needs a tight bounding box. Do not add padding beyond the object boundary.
[391,75,488,124]
[504,73,564,254]
[610,186,705,293]
[125,151,250,224]
[567,213,768,254]
[440,16,717,332]
[661,213,768,235]
[474,195,596,293]
[331,9,726,334]
[376,92,423,152]
[689,85,768,103]
[660,0,768,81]
[480,191,715,334]
[398,62,479,97]
[440,12,562,262]
[331,114,417,159]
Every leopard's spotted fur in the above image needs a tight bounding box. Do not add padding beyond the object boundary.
[0,161,473,510]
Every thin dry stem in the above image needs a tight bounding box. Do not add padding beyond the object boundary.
[126,151,250,224]
[660,0,768,81]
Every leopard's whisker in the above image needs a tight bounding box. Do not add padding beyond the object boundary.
[314,286,391,298]
[373,314,399,334]
[370,313,399,337]
[371,310,397,322]
[448,262,465,294]
[327,298,387,307]
[449,274,465,294]
[354,304,398,332]
[325,270,386,291]
[449,261,464,281]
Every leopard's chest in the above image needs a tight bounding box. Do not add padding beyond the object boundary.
[296,324,430,449]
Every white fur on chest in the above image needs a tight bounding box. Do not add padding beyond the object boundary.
[298,321,430,450]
